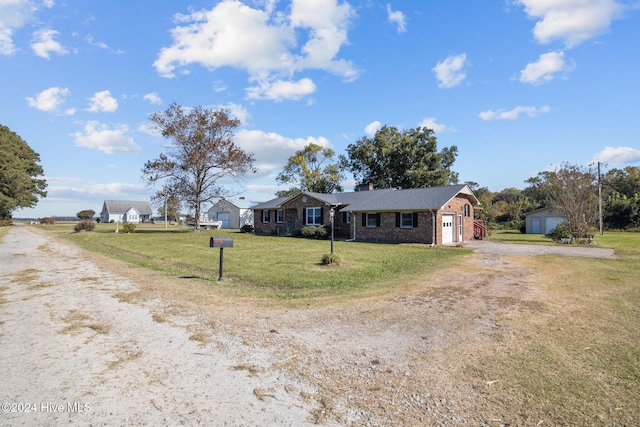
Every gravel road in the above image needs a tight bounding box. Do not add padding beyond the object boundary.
[0,225,320,426]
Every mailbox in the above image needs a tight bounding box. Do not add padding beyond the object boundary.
[210,237,233,248]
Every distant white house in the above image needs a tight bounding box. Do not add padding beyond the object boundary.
[206,199,253,229]
[100,200,153,223]
[524,206,566,234]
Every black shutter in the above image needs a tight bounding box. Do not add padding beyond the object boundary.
[413,212,419,227]
[320,207,324,224]
[362,213,366,227]
[395,212,400,227]
[376,213,381,227]
[303,208,307,225]
[342,212,347,223]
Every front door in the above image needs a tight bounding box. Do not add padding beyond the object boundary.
[442,214,454,244]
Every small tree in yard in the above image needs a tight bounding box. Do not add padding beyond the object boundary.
[526,163,598,237]
[142,103,256,230]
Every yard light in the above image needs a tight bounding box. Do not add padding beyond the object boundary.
[330,207,335,254]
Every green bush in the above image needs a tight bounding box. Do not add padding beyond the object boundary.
[74,220,95,232]
[301,225,329,239]
[321,253,341,266]
[122,222,136,234]
[546,222,572,241]
[240,224,254,233]
[301,226,318,238]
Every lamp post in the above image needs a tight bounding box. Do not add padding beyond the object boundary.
[330,207,335,254]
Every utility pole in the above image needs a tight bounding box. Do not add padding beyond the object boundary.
[598,161,603,236]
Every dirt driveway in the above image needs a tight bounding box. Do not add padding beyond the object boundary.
[0,226,612,426]
[465,239,615,259]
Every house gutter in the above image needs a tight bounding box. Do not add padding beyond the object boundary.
[431,209,436,247]
[345,211,357,242]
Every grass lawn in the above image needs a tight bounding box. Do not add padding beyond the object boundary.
[490,228,640,255]
[46,222,471,299]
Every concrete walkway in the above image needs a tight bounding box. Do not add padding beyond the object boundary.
[464,239,616,259]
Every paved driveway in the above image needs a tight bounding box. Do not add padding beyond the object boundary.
[465,240,616,259]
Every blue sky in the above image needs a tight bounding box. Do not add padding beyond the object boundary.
[2,0,639,218]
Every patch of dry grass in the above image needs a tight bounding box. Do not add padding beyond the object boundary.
[107,348,143,370]
[58,309,111,337]
[10,268,40,284]
[231,364,263,377]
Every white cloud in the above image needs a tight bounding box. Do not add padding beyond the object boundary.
[31,28,68,59]
[433,53,468,88]
[479,105,550,121]
[218,102,250,125]
[418,117,447,133]
[143,92,162,105]
[72,121,140,154]
[386,4,407,33]
[246,77,316,101]
[153,0,358,100]
[520,50,575,84]
[593,146,640,165]
[236,129,330,176]
[516,0,627,47]
[364,121,381,136]
[87,90,118,113]
[0,0,35,55]
[26,86,70,112]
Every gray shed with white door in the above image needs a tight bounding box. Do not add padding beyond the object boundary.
[525,206,565,234]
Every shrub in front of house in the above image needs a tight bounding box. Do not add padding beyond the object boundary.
[74,220,95,232]
[240,224,254,233]
[122,222,136,234]
[546,222,572,241]
[301,225,329,239]
[301,226,318,238]
[321,253,341,266]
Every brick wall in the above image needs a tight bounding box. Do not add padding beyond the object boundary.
[352,211,436,244]
[350,195,476,245]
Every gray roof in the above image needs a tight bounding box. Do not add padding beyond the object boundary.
[340,184,476,212]
[103,200,152,215]
[250,185,478,212]
[250,197,289,210]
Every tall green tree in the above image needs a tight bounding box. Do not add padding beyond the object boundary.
[602,166,640,229]
[276,143,345,196]
[525,163,598,237]
[157,194,181,222]
[0,125,47,220]
[343,126,458,189]
[142,103,256,230]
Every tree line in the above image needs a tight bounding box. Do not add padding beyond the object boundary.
[473,164,640,233]
[2,105,639,233]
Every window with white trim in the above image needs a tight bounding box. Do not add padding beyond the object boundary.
[276,209,283,223]
[262,210,270,222]
[306,207,322,225]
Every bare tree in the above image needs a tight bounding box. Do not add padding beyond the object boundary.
[526,163,598,237]
[142,103,255,230]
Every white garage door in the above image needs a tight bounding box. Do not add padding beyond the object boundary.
[217,212,230,229]
[545,217,564,233]
[442,214,454,244]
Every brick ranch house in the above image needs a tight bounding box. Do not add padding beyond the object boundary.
[251,184,482,245]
